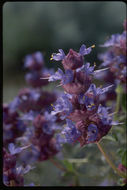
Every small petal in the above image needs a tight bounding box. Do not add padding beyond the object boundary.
[8,143,22,155]
[51,49,65,61]
[48,68,64,82]
[87,124,98,142]
[79,44,92,56]
[62,69,73,84]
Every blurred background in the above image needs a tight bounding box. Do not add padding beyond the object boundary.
[3,2,126,186]
[3,1,126,102]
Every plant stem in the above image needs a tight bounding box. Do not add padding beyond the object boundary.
[50,158,66,172]
[115,84,123,120]
[74,175,79,186]
[96,142,126,178]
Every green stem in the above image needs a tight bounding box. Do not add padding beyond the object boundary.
[74,175,79,186]
[115,85,123,120]
[96,142,126,178]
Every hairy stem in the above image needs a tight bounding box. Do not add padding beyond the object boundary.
[96,142,126,178]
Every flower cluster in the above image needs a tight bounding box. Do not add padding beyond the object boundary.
[98,20,127,92]
[3,144,34,186]
[48,44,117,146]
[24,51,54,88]
[3,52,61,186]
[3,103,26,147]
[17,111,61,164]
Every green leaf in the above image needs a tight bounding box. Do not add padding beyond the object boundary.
[63,160,74,172]
[122,150,127,168]
[112,133,118,141]
[117,148,125,157]
[102,135,116,142]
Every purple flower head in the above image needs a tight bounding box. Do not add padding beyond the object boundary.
[62,69,74,84]
[63,69,92,95]
[44,111,56,123]
[16,88,56,112]
[25,70,48,88]
[62,48,84,70]
[61,119,81,143]
[49,68,73,85]
[48,68,64,82]
[76,62,95,75]
[42,123,54,135]
[51,93,73,119]
[41,112,59,135]
[30,90,40,101]
[87,83,114,96]
[87,124,98,142]
[8,143,29,155]
[78,93,96,111]
[99,51,115,67]
[50,49,65,61]
[79,44,94,56]
[84,96,96,111]
[9,97,21,112]
[101,34,122,48]
[20,110,38,121]
[24,51,44,70]
[100,52,126,68]
[97,105,111,125]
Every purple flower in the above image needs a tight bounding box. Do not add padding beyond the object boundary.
[87,83,114,96]
[49,68,73,85]
[76,62,95,75]
[98,21,126,88]
[44,111,56,122]
[51,93,73,119]
[78,93,95,111]
[9,97,21,112]
[8,143,22,155]
[62,69,74,84]
[97,105,111,125]
[87,124,98,142]
[8,143,30,155]
[50,49,65,61]
[48,68,64,82]
[84,96,96,111]
[24,51,44,70]
[20,110,38,121]
[100,33,122,47]
[61,119,81,143]
[79,44,94,56]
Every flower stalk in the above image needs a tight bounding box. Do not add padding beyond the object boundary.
[115,84,123,118]
[96,142,126,178]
